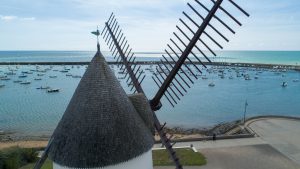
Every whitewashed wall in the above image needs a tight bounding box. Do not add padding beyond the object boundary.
[53,150,153,169]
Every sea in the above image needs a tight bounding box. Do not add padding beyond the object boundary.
[0,51,300,138]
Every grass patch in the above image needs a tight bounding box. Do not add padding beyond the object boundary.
[152,148,206,166]
[19,159,53,169]
[0,147,204,168]
[0,147,38,169]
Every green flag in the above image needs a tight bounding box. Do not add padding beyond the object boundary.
[91,30,100,36]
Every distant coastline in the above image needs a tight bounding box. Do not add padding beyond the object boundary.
[1,61,299,71]
[1,51,300,65]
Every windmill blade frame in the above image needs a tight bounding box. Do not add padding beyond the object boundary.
[101,13,184,169]
[150,0,250,109]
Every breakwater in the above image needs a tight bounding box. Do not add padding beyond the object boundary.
[1,61,299,71]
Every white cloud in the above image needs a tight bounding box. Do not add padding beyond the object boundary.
[21,17,36,21]
[0,15,36,21]
[0,15,17,21]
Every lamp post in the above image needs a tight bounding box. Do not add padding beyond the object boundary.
[243,100,248,125]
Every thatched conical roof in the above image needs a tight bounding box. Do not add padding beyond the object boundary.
[48,51,154,168]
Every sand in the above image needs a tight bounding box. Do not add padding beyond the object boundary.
[0,140,49,150]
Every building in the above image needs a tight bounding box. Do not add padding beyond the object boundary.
[48,45,154,169]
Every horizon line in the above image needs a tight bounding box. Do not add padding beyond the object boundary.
[1,50,300,53]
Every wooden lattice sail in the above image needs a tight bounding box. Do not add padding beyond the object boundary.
[101,0,249,168]
[35,0,249,169]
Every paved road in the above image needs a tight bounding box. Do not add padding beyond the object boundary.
[154,144,299,169]
[249,118,300,165]
[155,117,300,169]
[200,144,299,169]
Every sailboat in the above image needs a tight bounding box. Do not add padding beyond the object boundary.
[281,82,288,87]
[293,71,299,82]
[209,61,216,87]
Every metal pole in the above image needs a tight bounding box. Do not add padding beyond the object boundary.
[243,100,248,125]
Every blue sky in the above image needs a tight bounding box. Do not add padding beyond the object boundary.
[0,0,300,51]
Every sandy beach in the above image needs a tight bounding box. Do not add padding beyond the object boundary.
[0,140,48,150]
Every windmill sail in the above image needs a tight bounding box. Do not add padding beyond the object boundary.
[101,16,145,94]
[150,0,250,109]
[101,0,249,168]
[34,0,250,168]
[102,13,184,169]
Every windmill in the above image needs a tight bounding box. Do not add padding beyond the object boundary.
[34,0,249,169]
[101,0,249,168]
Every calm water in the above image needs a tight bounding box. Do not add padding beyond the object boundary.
[1,51,300,65]
[0,51,300,137]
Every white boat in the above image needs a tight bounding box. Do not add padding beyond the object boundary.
[13,80,22,83]
[281,82,288,87]
[36,86,50,89]
[244,74,251,80]
[72,75,82,78]
[34,78,42,80]
[202,76,208,80]
[47,88,60,93]
[5,72,16,75]
[66,73,72,76]
[37,73,45,76]
[229,76,233,79]
[118,76,126,80]
[1,77,10,80]
[208,82,215,87]
[20,81,31,85]
[18,74,27,78]
[293,79,299,82]
[49,75,57,78]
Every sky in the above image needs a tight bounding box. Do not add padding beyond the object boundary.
[0,0,300,51]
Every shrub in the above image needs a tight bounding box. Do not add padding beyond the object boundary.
[0,147,39,169]
[22,148,38,163]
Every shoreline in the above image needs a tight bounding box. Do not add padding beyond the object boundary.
[0,118,245,149]
[2,115,300,150]
[0,61,299,71]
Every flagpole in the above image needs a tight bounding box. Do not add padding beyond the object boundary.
[97,26,99,44]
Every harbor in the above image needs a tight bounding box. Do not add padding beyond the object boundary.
[1,58,300,139]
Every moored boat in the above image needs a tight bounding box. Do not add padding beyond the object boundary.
[19,74,27,78]
[47,88,60,93]
[20,81,31,85]
[281,82,288,87]
[208,82,215,87]
[36,86,50,89]
[72,75,82,78]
